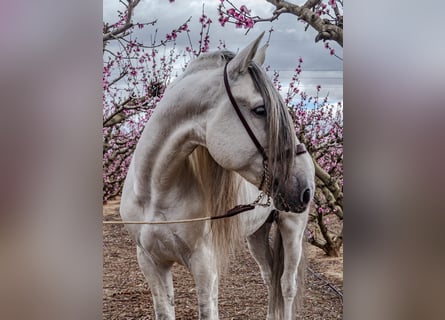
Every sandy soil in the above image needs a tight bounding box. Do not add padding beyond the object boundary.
[103,199,343,319]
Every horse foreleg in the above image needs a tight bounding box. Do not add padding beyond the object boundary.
[277,212,308,320]
[137,246,175,320]
[247,219,274,286]
[189,245,219,320]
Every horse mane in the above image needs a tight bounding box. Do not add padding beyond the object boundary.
[188,145,242,270]
[182,50,235,76]
[247,63,297,195]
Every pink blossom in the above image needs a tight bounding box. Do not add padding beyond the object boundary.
[239,5,251,14]
[245,18,254,28]
[199,15,207,24]
[218,16,229,26]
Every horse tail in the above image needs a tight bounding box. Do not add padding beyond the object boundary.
[269,217,306,319]
[269,222,285,319]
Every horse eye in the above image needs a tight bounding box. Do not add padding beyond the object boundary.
[252,105,267,117]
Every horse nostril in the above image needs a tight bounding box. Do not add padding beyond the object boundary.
[300,188,311,205]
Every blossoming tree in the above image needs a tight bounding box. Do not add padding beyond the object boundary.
[103,0,343,256]
[218,0,343,46]
[103,0,211,199]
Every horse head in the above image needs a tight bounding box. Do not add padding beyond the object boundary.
[205,33,315,213]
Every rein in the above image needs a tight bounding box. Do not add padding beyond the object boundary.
[103,204,256,225]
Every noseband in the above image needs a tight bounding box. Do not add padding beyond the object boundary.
[223,61,307,206]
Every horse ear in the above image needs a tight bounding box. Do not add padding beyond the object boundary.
[227,31,265,78]
[253,44,268,66]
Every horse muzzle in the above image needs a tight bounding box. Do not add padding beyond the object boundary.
[273,185,313,213]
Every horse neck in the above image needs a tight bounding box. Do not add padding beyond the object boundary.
[131,71,217,202]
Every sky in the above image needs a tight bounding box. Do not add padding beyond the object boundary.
[103,0,343,104]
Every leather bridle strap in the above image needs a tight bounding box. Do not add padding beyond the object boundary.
[223,62,268,161]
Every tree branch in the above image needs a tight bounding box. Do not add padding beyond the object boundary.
[103,97,132,127]
[314,159,343,204]
[316,209,340,256]
[265,0,343,46]
[103,0,141,43]
[107,66,129,88]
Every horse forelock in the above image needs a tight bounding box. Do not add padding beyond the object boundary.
[248,63,297,193]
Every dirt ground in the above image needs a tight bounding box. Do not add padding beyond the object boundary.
[103,198,343,319]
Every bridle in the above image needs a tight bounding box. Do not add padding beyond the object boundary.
[223,61,308,209]
[223,62,272,208]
